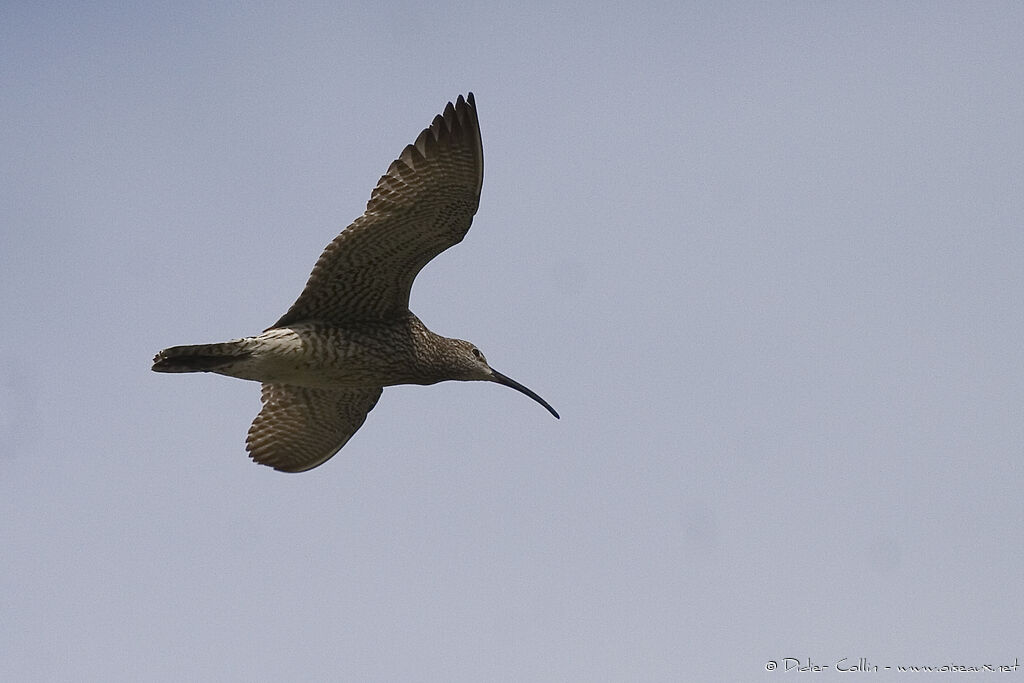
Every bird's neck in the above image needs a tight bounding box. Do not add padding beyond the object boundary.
[403,314,456,385]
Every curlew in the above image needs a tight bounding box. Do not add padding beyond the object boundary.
[153,93,558,472]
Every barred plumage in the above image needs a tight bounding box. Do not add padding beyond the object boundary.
[153,93,558,473]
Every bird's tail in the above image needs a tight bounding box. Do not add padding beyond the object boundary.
[152,340,253,373]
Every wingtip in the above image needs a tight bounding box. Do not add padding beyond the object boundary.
[454,91,483,193]
[452,92,478,124]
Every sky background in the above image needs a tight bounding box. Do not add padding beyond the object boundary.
[2,2,1023,681]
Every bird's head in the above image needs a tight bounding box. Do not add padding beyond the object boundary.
[447,339,560,419]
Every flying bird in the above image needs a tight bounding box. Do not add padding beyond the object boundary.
[153,93,558,472]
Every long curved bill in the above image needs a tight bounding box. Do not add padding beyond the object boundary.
[491,369,560,419]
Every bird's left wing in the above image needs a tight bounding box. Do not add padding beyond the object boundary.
[246,384,383,472]
[272,93,483,327]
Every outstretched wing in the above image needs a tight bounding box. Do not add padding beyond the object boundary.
[273,93,483,327]
[246,384,383,473]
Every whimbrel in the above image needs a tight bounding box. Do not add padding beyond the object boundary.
[153,93,558,472]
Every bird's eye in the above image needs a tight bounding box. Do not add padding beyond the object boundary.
[472,348,483,360]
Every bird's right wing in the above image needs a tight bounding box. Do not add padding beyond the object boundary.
[272,93,483,327]
[246,384,383,473]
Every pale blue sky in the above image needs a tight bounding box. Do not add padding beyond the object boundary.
[2,2,1023,680]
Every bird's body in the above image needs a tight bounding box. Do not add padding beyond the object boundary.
[155,314,481,389]
[153,93,558,472]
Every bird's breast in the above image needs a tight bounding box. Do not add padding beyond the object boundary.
[243,322,437,388]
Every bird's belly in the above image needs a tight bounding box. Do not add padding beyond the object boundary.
[221,324,420,388]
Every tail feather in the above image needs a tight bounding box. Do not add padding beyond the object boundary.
[152,341,252,373]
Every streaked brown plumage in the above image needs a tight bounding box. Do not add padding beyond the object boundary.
[153,93,558,473]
